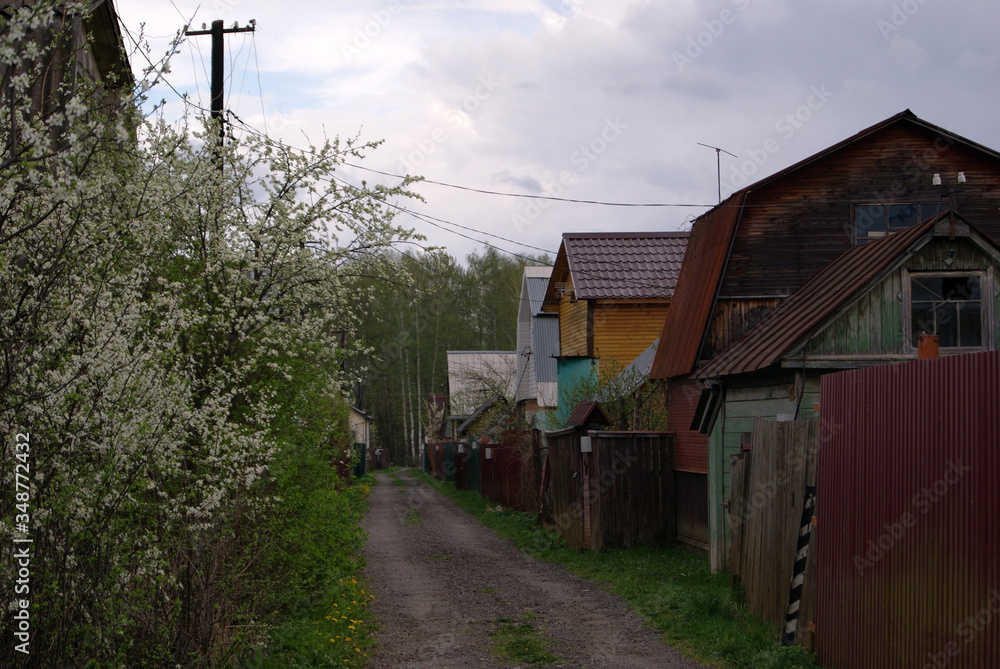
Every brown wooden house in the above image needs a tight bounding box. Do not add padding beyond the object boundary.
[649,110,1000,562]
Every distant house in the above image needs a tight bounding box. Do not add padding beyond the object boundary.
[649,109,1000,566]
[514,266,559,429]
[540,231,688,426]
[349,407,373,448]
[446,350,517,439]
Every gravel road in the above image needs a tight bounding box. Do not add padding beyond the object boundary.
[362,469,706,669]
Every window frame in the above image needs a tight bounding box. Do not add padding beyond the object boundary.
[903,269,993,353]
[853,201,944,245]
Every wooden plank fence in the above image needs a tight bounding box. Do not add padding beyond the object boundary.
[546,430,675,551]
[729,416,818,648]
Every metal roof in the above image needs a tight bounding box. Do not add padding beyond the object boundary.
[694,212,999,379]
[526,274,551,315]
[649,109,1000,381]
[542,232,689,307]
[597,339,658,401]
[649,193,744,379]
[532,315,559,383]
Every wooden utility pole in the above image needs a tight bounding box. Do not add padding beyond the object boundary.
[184,19,256,153]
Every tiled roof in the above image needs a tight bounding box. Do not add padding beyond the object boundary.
[558,231,690,300]
[694,212,997,379]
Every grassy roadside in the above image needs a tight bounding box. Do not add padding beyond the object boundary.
[411,470,818,669]
[239,475,378,669]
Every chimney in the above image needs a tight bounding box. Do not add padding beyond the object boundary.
[917,333,939,360]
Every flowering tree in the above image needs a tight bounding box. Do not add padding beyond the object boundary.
[0,2,418,665]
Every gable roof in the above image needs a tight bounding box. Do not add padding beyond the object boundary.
[566,400,611,428]
[650,110,1000,380]
[694,212,999,379]
[351,406,373,422]
[542,231,689,307]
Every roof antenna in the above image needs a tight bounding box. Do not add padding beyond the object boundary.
[698,142,737,204]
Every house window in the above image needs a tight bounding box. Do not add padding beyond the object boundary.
[854,202,942,244]
[909,273,984,348]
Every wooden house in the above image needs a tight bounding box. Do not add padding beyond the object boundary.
[2,0,133,118]
[696,211,1000,567]
[649,110,1000,564]
[541,231,688,426]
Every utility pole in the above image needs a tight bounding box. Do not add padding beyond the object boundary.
[185,19,256,158]
[697,142,737,204]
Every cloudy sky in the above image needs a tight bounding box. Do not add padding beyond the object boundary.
[115,0,1000,262]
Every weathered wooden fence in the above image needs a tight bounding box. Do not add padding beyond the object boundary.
[546,430,675,551]
[480,430,540,512]
[728,417,818,648]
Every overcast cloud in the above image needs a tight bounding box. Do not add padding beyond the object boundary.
[117,0,1000,261]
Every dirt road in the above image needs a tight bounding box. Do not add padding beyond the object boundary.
[363,470,705,669]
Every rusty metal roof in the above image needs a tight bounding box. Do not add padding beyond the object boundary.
[694,212,998,379]
[649,192,744,379]
[542,232,689,307]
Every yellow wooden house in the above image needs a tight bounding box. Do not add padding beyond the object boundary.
[540,232,688,415]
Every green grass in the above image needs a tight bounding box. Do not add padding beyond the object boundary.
[238,476,378,669]
[489,615,561,666]
[412,471,818,669]
[404,507,422,525]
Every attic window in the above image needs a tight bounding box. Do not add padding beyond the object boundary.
[909,273,984,349]
[554,282,569,298]
[854,202,942,245]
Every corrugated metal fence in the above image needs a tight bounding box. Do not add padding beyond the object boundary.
[817,351,1000,668]
[480,430,541,512]
[546,430,675,551]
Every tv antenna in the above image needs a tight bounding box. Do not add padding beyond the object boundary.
[697,142,737,204]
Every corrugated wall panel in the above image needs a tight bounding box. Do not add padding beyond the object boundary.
[817,351,1000,668]
[668,376,708,474]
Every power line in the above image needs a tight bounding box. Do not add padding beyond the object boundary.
[342,161,716,209]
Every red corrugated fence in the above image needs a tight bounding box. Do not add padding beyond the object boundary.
[817,351,999,668]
